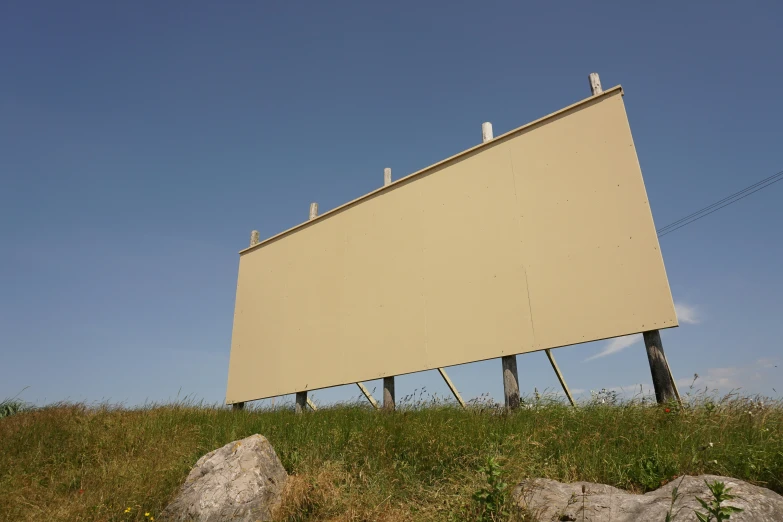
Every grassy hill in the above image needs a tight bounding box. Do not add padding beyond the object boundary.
[1,393,781,521]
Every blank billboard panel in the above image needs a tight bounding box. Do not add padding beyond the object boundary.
[226,86,677,404]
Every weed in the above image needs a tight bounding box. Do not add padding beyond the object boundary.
[588,388,620,406]
[630,452,678,492]
[0,389,31,419]
[0,400,27,419]
[694,480,744,521]
[664,476,685,522]
[471,456,510,521]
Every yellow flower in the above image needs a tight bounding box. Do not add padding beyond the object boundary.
[145,513,150,517]
[150,518,154,521]
[124,508,131,513]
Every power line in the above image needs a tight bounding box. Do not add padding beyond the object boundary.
[656,169,783,238]
[656,169,783,234]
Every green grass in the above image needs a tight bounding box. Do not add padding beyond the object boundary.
[0,395,30,419]
[1,392,781,521]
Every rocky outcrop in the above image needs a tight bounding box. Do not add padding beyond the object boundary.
[513,475,783,521]
[162,434,288,521]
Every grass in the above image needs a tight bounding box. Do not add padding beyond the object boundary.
[0,390,30,419]
[1,390,781,521]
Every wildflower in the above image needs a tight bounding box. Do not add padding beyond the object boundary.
[145,513,150,517]
[78,489,84,494]
[665,408,671,413]
[125,508,131,513]
[713,460,718,464]
[709,442,714,448]
[150,518,154,521]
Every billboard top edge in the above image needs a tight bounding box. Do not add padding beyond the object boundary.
[239,85,625,256]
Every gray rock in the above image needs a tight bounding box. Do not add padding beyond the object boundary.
[513,475,783,522]
[162,434,288,522]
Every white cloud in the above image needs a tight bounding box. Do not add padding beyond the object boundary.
[676,358,781,394]
[548,388,586,398]
[583,360,780,401]
[674,302,700,324]
[587,383,654,397]
[677,367,741,390]
[585,334,642,361]
[605,383,652,395]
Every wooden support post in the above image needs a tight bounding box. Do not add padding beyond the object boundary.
[383,376,395,411]
[437,367,466,408]
[306,397,318,411]
[587,72,679,405]
[233,230,262,412]
[294,204,321,414]
[482,122,493,143]
[295,392,307,413]
[643,330,678,404]
[588,72,603,95]
[501,356,521,410]
[356,382,380,409]
[663,351,683,407]
[382,168,397,410]
[545,349,575,407]
[483,120,523,410]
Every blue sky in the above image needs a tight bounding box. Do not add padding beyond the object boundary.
[1,2,781,408]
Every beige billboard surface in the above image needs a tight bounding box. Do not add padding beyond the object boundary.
[226,86,677,404]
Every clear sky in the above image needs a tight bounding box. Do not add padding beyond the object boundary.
[2,2,781,408]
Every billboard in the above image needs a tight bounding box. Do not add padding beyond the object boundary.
[226,86,677,404]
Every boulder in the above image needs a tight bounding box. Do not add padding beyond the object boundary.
[513,475,783,522]
[162,434,288,521]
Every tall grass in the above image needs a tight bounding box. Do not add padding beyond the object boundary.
[1,392,781,521]
[0,388,30,419]
[0,399,28,419]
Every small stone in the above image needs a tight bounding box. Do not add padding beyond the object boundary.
[161,434,288,522]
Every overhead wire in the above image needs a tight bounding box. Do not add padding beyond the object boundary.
[656,169,783,238]
[656,169,783,234]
